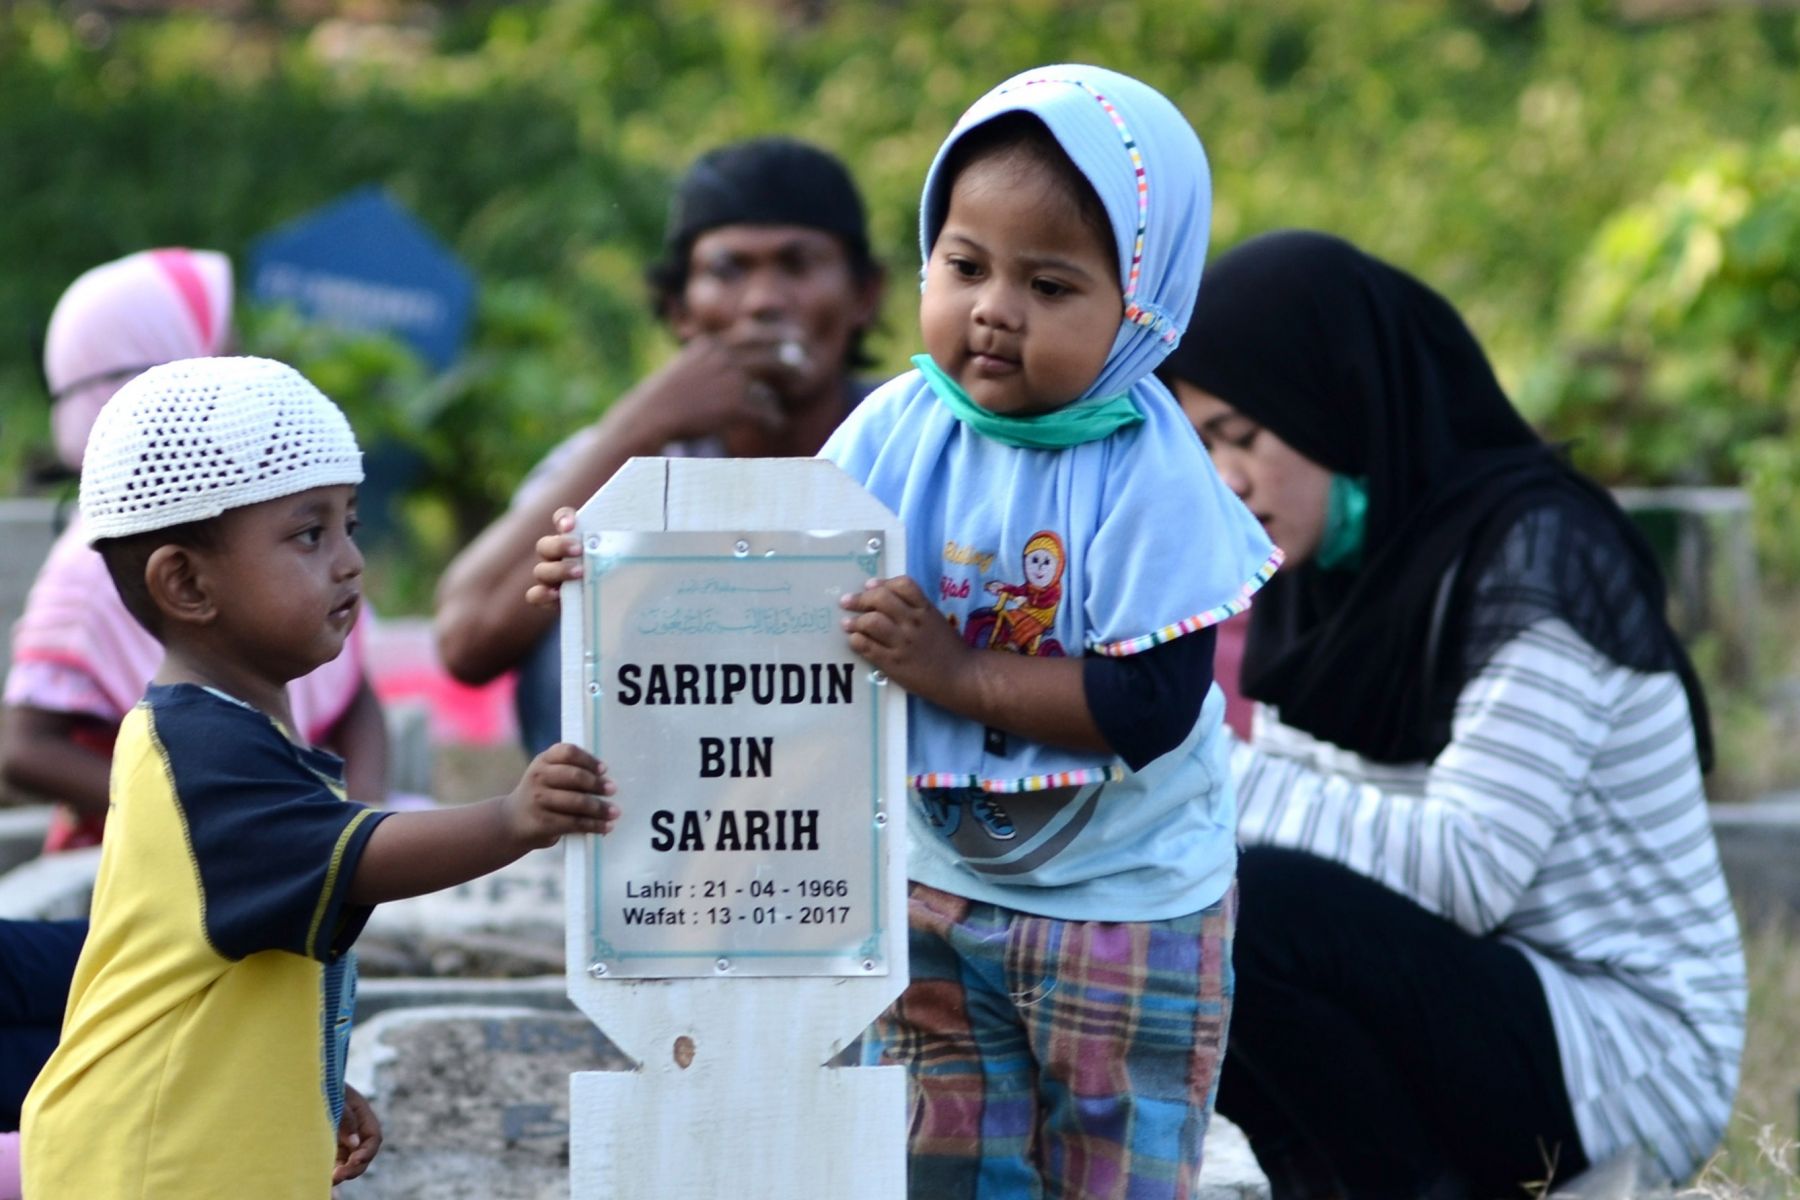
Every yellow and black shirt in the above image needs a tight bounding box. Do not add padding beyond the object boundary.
[23,683,386,1199]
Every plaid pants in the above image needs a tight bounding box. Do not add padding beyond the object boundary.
[865,882,1236,1199]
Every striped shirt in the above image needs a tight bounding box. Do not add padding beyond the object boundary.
[1231,618,1746,1181]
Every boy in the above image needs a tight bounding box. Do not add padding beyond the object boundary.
[22,357,619,1199]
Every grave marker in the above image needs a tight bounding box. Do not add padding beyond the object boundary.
[561,457,907,1199]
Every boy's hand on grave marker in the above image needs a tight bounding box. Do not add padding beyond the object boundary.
[525,507,583,609]
[506,742,621,848]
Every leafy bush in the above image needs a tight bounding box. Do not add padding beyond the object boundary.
[5,0,1800,609]
[1530,129,1800,576]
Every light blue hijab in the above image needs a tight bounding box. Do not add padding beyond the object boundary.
[819,62,1278,807]
[918,64,1212,403]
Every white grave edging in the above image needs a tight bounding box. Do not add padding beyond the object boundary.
[562,457,908,1199]
[0,806,54,876]
[345,1005,632,1200]
[1196,1115,1269,1199]
[0,845,99,920]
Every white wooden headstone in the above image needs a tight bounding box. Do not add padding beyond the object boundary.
[562,458,908,1199]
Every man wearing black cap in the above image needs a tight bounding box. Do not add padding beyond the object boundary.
[436,137,885,753]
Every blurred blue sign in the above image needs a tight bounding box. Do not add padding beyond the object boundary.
[249,187,473,370]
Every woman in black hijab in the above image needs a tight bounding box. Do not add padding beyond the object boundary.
[1161,231,1744,1198]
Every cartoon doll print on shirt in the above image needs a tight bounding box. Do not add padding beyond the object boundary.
[928,531,1075,847]
[962,530,1067,657]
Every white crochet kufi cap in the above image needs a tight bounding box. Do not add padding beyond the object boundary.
[80,356,364,544]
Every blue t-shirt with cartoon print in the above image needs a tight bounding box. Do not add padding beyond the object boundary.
[821,368,1279,922]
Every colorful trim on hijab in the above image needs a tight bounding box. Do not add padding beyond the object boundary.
[996,73,1175,344]
[1088,546,1284,657]
[913,765,1126,793]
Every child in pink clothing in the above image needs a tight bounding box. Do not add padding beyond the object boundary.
[2,249,393,849]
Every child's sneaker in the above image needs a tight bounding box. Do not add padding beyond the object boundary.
[971,796,1017,841]
[921,792,962,836]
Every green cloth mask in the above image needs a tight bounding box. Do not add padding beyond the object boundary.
[1317,473,1368,571]
[911,354,1143,449]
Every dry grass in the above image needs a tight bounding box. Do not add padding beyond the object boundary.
[1686,916,1800,1197]
[1681,1124,1798,1199]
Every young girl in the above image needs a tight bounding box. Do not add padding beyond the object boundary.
[529,65,1276,1198]
[823,65,1279,1198]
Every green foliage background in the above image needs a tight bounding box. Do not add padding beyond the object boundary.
[3,0,1799,610]
[10,7,1800,1174]
[1531,131,1800,578]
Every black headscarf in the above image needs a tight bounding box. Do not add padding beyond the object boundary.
[1160,230,1711,768]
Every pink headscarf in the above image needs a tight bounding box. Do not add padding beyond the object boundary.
[14,246,364,747]
[42,248,233,471]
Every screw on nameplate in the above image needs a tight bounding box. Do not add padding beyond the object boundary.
[673,1036,696,1069]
